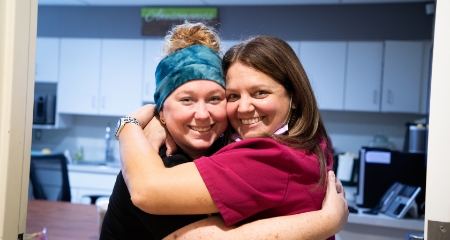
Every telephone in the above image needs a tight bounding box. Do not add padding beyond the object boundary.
[364,182,421,219]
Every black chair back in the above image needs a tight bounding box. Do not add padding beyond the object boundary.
[29,154,71,202]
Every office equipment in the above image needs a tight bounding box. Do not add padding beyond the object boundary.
[356,147,426,213]
[366,182,421,219]
[381,182,421,219]
[403,122,428,154]
[30,153,110,204]
[33,94,56,125]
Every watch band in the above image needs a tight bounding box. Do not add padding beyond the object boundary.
[115,117,141,140]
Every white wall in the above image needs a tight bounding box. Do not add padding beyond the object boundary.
[32,115,120,162]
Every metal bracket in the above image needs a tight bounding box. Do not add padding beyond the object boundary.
[428,220,450,240]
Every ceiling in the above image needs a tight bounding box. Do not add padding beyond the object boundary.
[38,0,432,6]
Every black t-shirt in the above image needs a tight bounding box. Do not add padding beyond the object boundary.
[100,140,223,240]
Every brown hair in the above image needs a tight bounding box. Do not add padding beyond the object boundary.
[162,21,221,57]
[222,35,333,187]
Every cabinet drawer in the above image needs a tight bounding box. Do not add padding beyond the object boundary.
[69,172,117,190]
[71,188,113,204]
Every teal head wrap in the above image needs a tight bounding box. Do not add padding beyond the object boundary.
[154,44,225,111]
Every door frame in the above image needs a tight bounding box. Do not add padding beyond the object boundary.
[0,0,37,238]
[424,0,450,238]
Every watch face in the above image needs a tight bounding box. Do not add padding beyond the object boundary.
[115,118,122,134]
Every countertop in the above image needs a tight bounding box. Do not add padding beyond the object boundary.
[68,162,121,175]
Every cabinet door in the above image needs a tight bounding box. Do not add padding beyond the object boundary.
[286,41,300,57]
[35,37,60,83]
[222,40,239,54]
[345,42,383,112]
[382,41,424,113]
[100,39,144,116]
[58,38,101,115]
[299,42,347,110]
[69,171,117,203]
[142,39,164,103]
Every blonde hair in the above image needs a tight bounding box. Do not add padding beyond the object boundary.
[162,21,221,57]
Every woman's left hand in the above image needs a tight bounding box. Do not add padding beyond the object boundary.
[140,107,178,155]
[143,116,168,151]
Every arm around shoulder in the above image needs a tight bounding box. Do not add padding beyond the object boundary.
[163,171,348,240]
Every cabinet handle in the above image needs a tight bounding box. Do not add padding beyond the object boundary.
[102,96,106,109]
[92,96,96,109]
[373,90,378,104]
[388,90,393,105]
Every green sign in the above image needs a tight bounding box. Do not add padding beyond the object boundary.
[141,7,219,36]
[141,8,217,21]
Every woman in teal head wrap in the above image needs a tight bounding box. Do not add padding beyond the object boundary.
[104,22,347,240]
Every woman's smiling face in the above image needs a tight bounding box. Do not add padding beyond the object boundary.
[160,80,228,158]
[225,62,291,139]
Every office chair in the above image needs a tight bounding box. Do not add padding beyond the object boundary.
[29,153,110,204]
[29,153,71,202]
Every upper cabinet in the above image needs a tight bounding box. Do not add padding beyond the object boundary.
[222,40,240,54]
[299,41,347,110]
[142,39,164,103]
[58,38,144,116]
[35,37,60,83]
[297,40,431,114]
[382,41,427,113]
[286,41,300,56]
[41,37,431,119]
[100,39,144,116]
[58,38,102,115]
[344,41,384,112]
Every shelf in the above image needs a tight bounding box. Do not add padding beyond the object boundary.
[345,186,424,230]
[347,208,424,231]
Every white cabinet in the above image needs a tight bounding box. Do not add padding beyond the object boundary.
[142,39,164,103]
[100,39,144,116]
[344,42,384,112]
[58,38,101,115]
[222,40,240,54]
[58,38,144,116]
[54,38,431,116]
[299,41,347,110]
[68,166,119,204]
[381,41,425,113]
[35,37,60,83]
[286,41,300,56]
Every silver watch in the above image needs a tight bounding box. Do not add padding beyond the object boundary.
[115,117,141,140]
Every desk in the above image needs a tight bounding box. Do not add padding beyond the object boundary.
[26,200,99,240]
[336,187,424,240]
